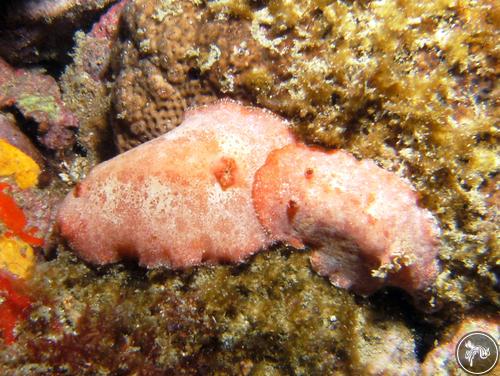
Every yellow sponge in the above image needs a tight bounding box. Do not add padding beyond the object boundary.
[0,139,40,189]
[0,236,35,279]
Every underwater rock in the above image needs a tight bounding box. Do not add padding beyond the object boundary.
[0,138,64,252]
[111,0,499,310]
[253,143,440,296]
[61,0,128,164]
[87,1,128,64]
[58,101,440,298]
[0,181,63,252]
[58,100,295,267]
[0,0,118,65]
[0,182,43,248]
[0,58,78,151]
[347,304,422,375]
[0,247,421,374]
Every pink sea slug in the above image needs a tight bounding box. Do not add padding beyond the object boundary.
[253,144,440,295]
[58,100,295,267]
[57,100,440,296]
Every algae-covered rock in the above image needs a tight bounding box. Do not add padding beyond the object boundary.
[0,57,78,151]
[0,247,422,375]
[61,1,128,165]
[110,0,499,310]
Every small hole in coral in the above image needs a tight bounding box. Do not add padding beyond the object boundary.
[330,93,341,105]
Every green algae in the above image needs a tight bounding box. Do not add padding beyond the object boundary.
[17,95,60,121]
[0,246,422,375]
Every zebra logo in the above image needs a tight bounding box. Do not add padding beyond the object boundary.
[456,331,498,375]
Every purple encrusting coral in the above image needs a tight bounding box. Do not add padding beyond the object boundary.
[82,0,128,81]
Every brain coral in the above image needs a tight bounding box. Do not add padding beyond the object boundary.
[111,0,499,309]
[58,100,439,299]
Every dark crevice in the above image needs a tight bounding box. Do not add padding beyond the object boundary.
[1,105,49,154]
[368,287,445,362]
[0,1,121,78]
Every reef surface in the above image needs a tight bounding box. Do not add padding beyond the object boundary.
[109,0,499,311]
[0,0,498,374]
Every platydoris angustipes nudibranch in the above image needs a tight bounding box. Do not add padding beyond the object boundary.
[57,100,440,297]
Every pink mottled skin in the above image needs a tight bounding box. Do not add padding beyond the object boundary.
[57,100,295,268]
[252,144,440,295]
[58,100,440,297]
